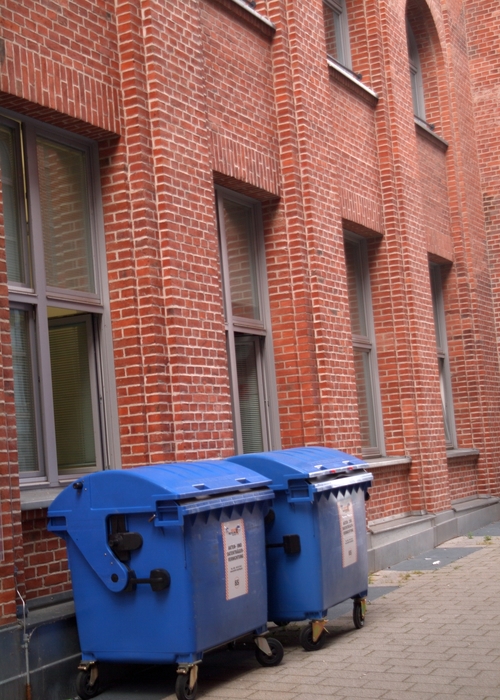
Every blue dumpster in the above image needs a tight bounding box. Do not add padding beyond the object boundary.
[48,461,284,700]
[228,447,373,650]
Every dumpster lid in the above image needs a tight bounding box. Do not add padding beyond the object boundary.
[228,447,369,491]
[49,460,272,513]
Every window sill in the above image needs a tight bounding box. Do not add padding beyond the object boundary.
[212,0,275,33]
[363,455,412,469]
[327,57,379,104]
[21,486,66,511]
[414,116,448,150]
[452,494,498,512]
[446,447,480,460]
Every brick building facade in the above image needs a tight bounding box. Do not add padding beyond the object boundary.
[1,0,499,696]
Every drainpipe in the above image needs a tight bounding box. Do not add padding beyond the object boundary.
[15,578,33,700]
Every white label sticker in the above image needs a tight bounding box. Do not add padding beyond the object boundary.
[337,496,357,568]
[221,519,248,600]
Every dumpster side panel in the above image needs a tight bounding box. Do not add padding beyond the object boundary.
[265,494,324,621]
[68,513,196,663]
[318,487,369,609]
[264,485,369,622]
[188,501,269,651]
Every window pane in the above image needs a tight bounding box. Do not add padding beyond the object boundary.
[235,335,264,453]
[222,198,260,320]
[344,240,367,336]
[0,126,25,285]
[407,21,426,119]
[353,347,377,449]
[323,3,339,60]
[438,357,452,445]
[37,138,95,294]
[430,267,444,350]
[49,318,96,472]
[323,0,350,67]
[10,309,39,472]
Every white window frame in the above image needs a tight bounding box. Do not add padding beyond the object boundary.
[344,231,385,458]
[429,263,456,449]
[1,108,120,487]
[215,186,280,455]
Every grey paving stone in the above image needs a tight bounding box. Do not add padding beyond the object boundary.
[398,685,458,697]
[382,691,439,700]
[331,688,389,699]
[283,685,345,696]
[201,686,254,698]
[245,692,302,699]
[92,531,500,700]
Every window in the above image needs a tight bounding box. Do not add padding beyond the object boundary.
[429,263,456,448]
[0,110,117,485]
[407,19,426,120]
[215,187,280,454]
[323,0,352,69]
[344,233,384,457]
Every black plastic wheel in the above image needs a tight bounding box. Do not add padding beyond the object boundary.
[299,623,326,651]
[76,669,101,699]
[255,637,284,667]
[175,673,198,700]
[353,600,365,629]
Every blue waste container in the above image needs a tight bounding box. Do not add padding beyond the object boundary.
[228,447,373,650]
[48,461,284,700]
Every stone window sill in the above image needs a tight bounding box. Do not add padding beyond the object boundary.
[415,116,448,150]
[327,57,379,104]
[363,455,412,469]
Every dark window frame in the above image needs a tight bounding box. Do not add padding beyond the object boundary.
[1,108,119,486]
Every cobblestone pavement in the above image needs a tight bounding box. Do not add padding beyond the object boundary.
[76,528,500,700]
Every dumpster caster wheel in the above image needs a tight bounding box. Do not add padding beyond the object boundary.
[299,624,326,651]
[353,600,365,629]
[255,637,284,667]
[76,669,101,699]
[175,673,198,700]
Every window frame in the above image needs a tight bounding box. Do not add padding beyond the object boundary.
[215,185,280,455]
[406,19,426,121]
[344,231,385,458]
[323,0,352,70]
[1,107,120,487]
[429,262,456,449]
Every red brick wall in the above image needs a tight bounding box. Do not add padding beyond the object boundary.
[447,457,479,502]
[0,0,498,624]
[0,0,121,137]
[466,0,500,497]
[21,511,71,601]
[416,134,452,260]
[365,464,412,522]
[202,0,280,195]
[443,0,500,497]
[267,0,362,453]
[332,82,383,234]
